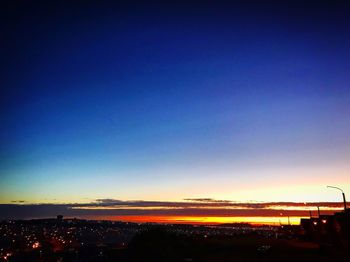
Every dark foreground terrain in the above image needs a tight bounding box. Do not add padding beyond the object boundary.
[1,219,349,261]
[127,229,348,262]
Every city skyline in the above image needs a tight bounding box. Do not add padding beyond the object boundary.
[1,198,348,225]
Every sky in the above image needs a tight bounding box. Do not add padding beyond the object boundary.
[1,1,350,223]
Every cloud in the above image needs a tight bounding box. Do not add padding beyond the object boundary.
[95,199,123,204]
[183,198,231,203]
[0,199,346,220]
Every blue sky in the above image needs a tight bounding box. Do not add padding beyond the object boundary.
[1,1,350,205]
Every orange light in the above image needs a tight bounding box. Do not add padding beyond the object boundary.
[32,241,40,249]
[3,253,12,260]
[322,219,327,224]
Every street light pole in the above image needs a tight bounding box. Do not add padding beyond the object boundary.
[327,186,347,211]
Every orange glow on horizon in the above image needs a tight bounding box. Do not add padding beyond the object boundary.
[88,215,305,225]
[69,204,344,212]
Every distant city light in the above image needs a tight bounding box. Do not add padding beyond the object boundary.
[32,241,40,249]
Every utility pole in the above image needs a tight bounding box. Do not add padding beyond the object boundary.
[327,186,347,211]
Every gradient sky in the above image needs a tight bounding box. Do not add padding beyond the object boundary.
[1,1,350,210]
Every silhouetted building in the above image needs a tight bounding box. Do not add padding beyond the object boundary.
[301,209,350,250]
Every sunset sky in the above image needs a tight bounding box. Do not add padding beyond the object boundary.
[1,1,350,224]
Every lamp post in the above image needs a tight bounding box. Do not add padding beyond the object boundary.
[327,186,347,211]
